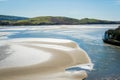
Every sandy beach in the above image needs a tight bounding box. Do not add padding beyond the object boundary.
[0,38,93,80]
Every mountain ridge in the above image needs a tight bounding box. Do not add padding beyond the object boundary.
[0,15,28,21]
[0,15,120,25]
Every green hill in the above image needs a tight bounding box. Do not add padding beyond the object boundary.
[0,15,28,21]
[79,18,119,24]
[14,16,80,25]
[0,15,120,25]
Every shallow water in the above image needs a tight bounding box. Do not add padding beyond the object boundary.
[0,24,120,80]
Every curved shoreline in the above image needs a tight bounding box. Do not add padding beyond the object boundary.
[0,38,93,80]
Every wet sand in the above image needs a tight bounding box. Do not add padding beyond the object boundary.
[0,38,93,80]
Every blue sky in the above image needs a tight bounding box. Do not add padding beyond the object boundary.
[0,0,120,20]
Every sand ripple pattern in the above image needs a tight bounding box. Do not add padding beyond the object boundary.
[0,38,93,80]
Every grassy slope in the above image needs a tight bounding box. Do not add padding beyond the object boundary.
[14,16,80,25]
[0,15,120,25]
[79,18,118,24]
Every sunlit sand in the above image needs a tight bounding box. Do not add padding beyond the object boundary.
[0,38,93,80]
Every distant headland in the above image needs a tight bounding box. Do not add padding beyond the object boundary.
[0,15,120,26]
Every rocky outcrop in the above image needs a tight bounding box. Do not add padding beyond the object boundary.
[103,26,120,46]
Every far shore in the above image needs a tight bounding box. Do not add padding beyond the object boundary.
[0,23,120,27]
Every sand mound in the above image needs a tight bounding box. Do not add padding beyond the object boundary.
[0,38,93,80]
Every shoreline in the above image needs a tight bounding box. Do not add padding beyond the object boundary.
[0,38,93,80]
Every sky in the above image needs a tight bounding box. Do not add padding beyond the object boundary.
[0,0,120,21]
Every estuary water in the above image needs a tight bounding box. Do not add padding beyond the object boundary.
[0,24,120,80]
